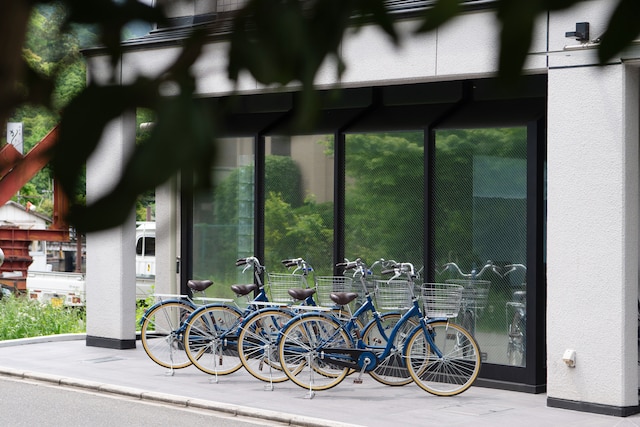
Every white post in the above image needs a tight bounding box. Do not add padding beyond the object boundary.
[546,63,639,412]
[156,176,180,296]
[85,56,137,348]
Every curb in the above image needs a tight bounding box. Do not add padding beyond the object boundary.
[0,333,87,348]
[0,366,362,427]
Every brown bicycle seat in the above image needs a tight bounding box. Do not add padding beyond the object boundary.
[230,283,259,296]
[187,280,214,292]
[330,292,358,306]
[288,288,316,301]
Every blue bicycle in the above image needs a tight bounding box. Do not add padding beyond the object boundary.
[181,257,282,379]
[237,257,363,385]
[276,261,481,397]
[139,278,216,372]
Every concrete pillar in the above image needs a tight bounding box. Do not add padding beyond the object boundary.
[546,63,639,414]
[85,107,137,349]
[155,176,180,295]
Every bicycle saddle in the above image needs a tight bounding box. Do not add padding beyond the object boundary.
[288,288,316,301]
[230,283,259,296]
[187,280,213,292]
[330,291,358,306]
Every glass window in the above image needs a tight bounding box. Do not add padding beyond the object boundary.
[433,127,528,367]
[136,237,155,256]
[263,135,335,275]
[344,132,424,269]
[193,137,254,298]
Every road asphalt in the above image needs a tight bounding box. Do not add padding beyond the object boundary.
[0,334,639,426]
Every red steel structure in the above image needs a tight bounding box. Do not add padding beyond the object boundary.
[0,126,70,291]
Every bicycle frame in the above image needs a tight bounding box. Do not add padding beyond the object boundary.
[279,288,450,372]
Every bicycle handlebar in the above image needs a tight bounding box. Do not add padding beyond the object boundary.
[281,257,313,275]
[337,257,363,269]
[281,258,301,268]
[381,261,417,282]
[236,256,264,274]
[441,260,500,278]
[503,263,526,277]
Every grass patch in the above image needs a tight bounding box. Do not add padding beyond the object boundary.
[0,295,86,340]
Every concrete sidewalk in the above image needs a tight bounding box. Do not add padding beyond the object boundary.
[0,334,638,426]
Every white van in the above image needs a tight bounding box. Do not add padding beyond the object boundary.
[135,221,155,299]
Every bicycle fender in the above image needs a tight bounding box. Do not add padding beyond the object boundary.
[185,302,243,322]
[139,299,196,325]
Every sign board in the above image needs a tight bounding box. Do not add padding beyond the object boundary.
[7,122,23,154]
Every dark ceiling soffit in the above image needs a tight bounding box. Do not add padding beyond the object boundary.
[200,75,546,136]
[383,80,463,106]
[212,87,376,136]
[207,92,294,136]
[472,74,547,101]
[436,98,547,129]
[220,81,472,135]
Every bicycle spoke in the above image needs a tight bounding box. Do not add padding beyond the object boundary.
[141,302,194,370]
[278,315,351,391]
[407,321,480,396]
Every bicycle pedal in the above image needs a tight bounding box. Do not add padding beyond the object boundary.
[353,378,363,384]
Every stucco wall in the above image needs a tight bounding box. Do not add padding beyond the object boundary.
[547,64,639,407]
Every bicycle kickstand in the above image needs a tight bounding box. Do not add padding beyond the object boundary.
[165,365,175,377]
[264,344,274,392]
[207,346,221,384]
[353,356,372,384]
[304,353,315,399]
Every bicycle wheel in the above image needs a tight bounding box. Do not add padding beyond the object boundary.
[140,301,194,369]
[361,312,418,386]
[238,308,294,383]
[278,314,352,391]
[406,320,481,396]
[183,305,243,376]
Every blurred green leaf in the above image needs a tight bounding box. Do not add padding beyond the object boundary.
[598,0,640,63]
[496,0,541,85]
[63,0,166,72]
[353,0,398,43]
[67,80,216,232]
[8,0,640,233]
[415,0,462,33]
[53,80,157,202]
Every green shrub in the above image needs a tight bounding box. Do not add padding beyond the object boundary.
[0,295,86,340]
[136,293,155,331]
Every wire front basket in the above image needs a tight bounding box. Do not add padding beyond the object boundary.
[444,279,491,311]
[267,273,306,303]
[315,276,354,306]
[375,279,412,310]
[421,283,463,318]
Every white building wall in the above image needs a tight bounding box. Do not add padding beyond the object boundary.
[545,0,639,409]
[547,64,639,407]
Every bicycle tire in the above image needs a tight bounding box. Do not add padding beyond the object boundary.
[361,312,418,386]
[140,301,195,369]
[183,305,244,376]
[406,320,481,396]
[278,314,351,391]
[238,308,294,383]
